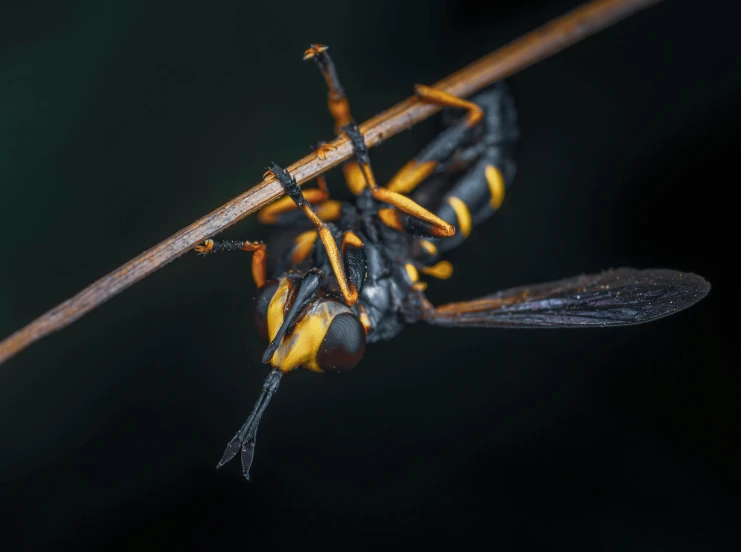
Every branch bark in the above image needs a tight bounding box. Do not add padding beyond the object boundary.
[0,0,664,365]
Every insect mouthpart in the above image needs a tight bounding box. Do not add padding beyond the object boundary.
[261,269,324,365]
[218,269,366,480]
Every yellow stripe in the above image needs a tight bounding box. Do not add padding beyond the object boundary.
[446,197,472,238]
[421,260,453,280]
[420,240,437,255]
[404,263,419,283]
[342,231,364,248]
[291,230,318,265]
[377,208,404,231]
[485,165,506,210]
[343,162,366,195]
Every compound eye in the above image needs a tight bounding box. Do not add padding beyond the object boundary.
[316,313,366,373]
[252,280,281,340]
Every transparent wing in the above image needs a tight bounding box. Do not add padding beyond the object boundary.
[424,268,709,328]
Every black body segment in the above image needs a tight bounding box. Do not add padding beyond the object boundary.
[342,231,368,297]
[421,83,519,255]
[403,216,443,238]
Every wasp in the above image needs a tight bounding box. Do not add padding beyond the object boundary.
[194,44,710,480]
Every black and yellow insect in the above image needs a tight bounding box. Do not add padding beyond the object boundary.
[194,44,710,480]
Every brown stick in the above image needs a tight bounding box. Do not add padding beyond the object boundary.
[0,0,664,365]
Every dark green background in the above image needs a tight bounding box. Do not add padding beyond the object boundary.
[1,0,738,549]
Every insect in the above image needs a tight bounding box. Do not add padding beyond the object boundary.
[194,44,710,480]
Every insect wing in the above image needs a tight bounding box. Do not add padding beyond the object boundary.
[426,268,709,328]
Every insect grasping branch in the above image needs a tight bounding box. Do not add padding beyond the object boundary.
[0,0,665,365]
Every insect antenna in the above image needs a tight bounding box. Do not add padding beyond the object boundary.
[217,368,282,480]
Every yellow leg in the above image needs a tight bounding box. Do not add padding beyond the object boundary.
[386,84,484,195]
[304,44,353,134]
[298,206,358,306]
[194,239,267,288]
[266,165,361,306]
[352,154,455,238]
[421,260,454,280]
[414,85,484,126]
[304,44,366,196]
[258,176,341,225]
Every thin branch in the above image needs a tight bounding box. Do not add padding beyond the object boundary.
[0,0,664,365]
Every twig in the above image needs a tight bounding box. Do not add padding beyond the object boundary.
[0,0,664,365]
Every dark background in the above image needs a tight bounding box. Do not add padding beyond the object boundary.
[0,0,738,549]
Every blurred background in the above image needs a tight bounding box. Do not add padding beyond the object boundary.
[0,0,738,549]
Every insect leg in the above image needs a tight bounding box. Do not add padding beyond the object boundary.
[341,230,367,300]
[193,240,267,287]
[343,124,455,238]
[428,159,507,254]
[257,175,342,225]
[266,163,360,306]
[304,44,352,133]
[428,84,518,255]
[386,85,485,195]
[304,44,366,195]
[389,83,518,260]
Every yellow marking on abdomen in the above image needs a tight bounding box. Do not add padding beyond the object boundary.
[485,165,506,209]
[404,263,419,283]
[421,260,453,280]
[420,240,437,255]
[291,230,318,265]
[343,162,366,195]
[342,231,364,248]
[377,208,404,231]
[446,197,472,238]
